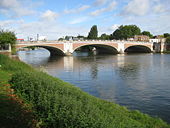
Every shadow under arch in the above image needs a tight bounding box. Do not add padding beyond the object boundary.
[73,44,119,55]
[124,45,152,53]
[17,45,65,56]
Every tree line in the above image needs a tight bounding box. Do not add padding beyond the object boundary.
[61,25,170,43]
[87,25,154,40]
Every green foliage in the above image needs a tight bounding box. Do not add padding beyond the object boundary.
[0,29,17,53]
[0,54,33,73]
[164,33,170,38]
[0,54,169,128]
[58,38,64,41]
[0,29,16,45]
[87,25,98,39]
[10,71,170,128]
[166,37,170,44]
[0,68,35,128]
[141,31,153,38]
[64,36,71,40]
[77,35,86,40]
[100,33,111,40]
[111,25,141,40]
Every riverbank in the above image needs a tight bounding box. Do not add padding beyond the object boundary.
[0,67,36,127]
[0,54,169,128]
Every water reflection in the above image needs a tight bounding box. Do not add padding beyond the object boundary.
[18,49,170,123]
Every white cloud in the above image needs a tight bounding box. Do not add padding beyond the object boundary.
[1,18,89,40]
[41,10,59,21]
[121,11,170,35]
[64,5,90,14]
[90,9,105,16]
[153,4,166,13]
[122,0,150,16]
[109,24,120,31]
[119,0,170,35]
[0,0,19,9]
[90,1,117,16]
[0,19,24,32]
[93,0,108,6]
[69,17,89,24]
[1,0,170,40]
[0,0,35,17]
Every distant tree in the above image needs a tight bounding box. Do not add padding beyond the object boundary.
[0,29,17,54]
[65,36,70,40]
[166,37,170,44]
[77,35,85,39]
[0,29,16,46]
[111,25,141,40]
[141,31,153,38]
[58,38,64,41]
[87,25,98,39]
[164,33,170,38]
[110,28,122,40]
[100,33,110,40]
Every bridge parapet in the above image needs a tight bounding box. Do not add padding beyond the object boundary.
[16,40,156,55]
[17,40,153,44]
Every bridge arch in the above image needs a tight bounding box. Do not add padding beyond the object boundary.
[17,45,65,56]
[73,44,119,54]
[124,45,152,53]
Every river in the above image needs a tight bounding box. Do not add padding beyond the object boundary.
[18,48,170,123]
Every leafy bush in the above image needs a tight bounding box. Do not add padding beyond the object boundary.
[10,71,169,128]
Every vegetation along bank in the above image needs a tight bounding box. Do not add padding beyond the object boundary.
[0,54,170,128]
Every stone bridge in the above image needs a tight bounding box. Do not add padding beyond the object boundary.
[16,40,155,56]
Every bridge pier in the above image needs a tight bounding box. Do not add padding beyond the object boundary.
[161,42,165,52]
[63,43,74,55]
[65,51,72,56]
[117,43,125,54]
[119,49,125,54]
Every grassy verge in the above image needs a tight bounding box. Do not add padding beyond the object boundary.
[0,69,37,128]
[0,54,170,128]
[163,51,170,54]
[0,54,37,128]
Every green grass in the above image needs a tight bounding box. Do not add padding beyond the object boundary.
[0,54,170,128]
[0,57,36,128]
[163,51,170,54]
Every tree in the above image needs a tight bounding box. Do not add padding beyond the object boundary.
[77,35,86,40]
[111,25,141,40]
[142,31,153,38]
[87,25,98,39]
[164,33,170,38]
[58,38,64,41]
[100,33,110,40]
[0,29,17,54]
[0,29,16,46]
[166,37,170,44]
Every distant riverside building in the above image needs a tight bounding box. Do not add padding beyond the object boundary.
[134,35,150,42]
[17,39,24,42]
[127,35,150,42]
[64,36,84,41]
[149,36,166,43]
[149,36,166,52]
[149,39,159,43]
[38,36,47,41]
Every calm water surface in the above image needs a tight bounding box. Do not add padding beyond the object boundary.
[18,49,170,123]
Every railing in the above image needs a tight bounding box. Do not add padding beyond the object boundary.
[17,40,153,44]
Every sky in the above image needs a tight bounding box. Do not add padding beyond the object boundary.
[0,0,170,40]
